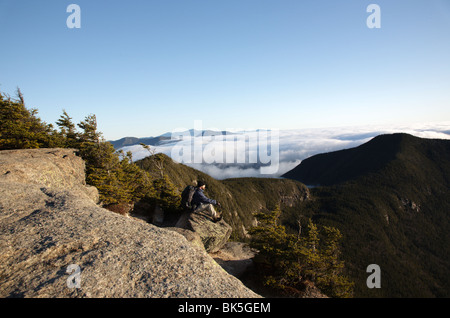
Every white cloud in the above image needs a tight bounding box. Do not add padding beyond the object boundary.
[119,122,450,180]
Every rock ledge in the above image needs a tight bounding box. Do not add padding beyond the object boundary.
[0,148,260,298]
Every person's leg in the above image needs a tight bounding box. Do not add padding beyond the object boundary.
[193,203,220,221]
[192,203,207,214]
[204,203,219,219]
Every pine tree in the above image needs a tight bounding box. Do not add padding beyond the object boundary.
[150,175,181,213]
[249,206,297,290]
[300,219,321,281]
[249,207,354,297]
[56,110,78,148]
[316,226,354,298]
[77,114,101,144]
[0,91,60,150]
[117,150,154,203]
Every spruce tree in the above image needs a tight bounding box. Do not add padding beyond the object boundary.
[249,207,354,297]
[56,110,78,148]
[0,91,60,150]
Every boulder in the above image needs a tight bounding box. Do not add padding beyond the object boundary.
[0,148,259,298]
[175,211,232,253]
[0,148,98,203]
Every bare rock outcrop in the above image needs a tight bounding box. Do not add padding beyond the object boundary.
[0,148,259,298]
[0,148,98,202]
[174,211,232,253]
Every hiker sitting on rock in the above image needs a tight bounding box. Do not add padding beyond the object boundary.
[192,181,222,222]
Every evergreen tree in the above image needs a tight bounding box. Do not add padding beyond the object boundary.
[149,175,181,215]
[315,226,354,298]
[77,114,101,144]
[0,91,60,150]
[56,110,78,148]
[77,130,152,206]
[117,150,154,203]
[249,207,354,297]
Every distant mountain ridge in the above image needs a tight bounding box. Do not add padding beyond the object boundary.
[283,133,414,185]
[108,136,172,149]
[283,133,450,188]
[108,129,234,149]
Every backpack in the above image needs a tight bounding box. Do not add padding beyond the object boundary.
[180,185,196,211]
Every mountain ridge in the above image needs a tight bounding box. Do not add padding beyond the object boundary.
[108,129,235,149]
[282,133,416,186]
[281,133,450,297]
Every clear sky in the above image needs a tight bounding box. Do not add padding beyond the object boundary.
[1,0,449,140]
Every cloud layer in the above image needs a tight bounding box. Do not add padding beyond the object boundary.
[120,122,450,180]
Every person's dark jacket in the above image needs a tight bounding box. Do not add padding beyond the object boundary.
[192,188,217,206]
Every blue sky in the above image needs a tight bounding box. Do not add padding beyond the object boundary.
[1,0,449,140]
